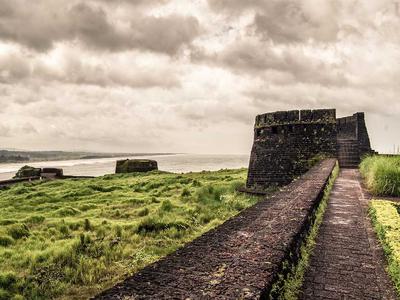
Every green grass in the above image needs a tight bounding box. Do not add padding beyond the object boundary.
[360,155,400,197]
[270,162,339,299]
[369,200,400,296]
[0,169,261,300]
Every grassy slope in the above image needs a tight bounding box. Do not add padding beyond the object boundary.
[360,156,400,197]
[369,200,400,296]
[0,169,260,300]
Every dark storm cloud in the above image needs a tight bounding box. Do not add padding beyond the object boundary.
[94,0,169,4]
[208,0,341,43]
[0,52,181,89]
[0,0,201,54]
[0,53,31,83]
[192,41,348,86]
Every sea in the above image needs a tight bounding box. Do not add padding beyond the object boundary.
[0,154,250,181]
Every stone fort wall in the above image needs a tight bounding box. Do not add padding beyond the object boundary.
[337,112,372,156]
[246,109,373,190]
[246,109,337,190]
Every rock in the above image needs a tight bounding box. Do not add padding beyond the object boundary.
[13,165,41,178]
[115,159,158,174]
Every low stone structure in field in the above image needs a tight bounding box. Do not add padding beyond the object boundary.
[41,168,64,179]
[13,165,64,179]
[115,159,158,174]
[246,109,374,191]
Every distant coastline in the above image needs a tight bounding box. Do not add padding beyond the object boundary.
[0,150,179,164]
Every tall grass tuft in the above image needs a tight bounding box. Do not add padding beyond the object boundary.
[360,155,400,197]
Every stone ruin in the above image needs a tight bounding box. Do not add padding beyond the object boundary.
[246,109,373,191]
[13,166,64,179]
[115,159,158,174]
[41,168,64,179]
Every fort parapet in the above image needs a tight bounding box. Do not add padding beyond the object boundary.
[246,109,373,191]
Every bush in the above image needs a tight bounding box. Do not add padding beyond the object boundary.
[136,217,188,234]
[0,272,17,291]
[56,207,80,217]
[59,225,70,237]
[0,289,10,300]
[191,180,201,187]
[25,215,45,225]
[84,219,92,231]
[137,207,149,217]
[196,185,225,203]
[0,236,14,247]
[181,188,191,197]
[0,220,17,226]
[7,224,30,240]
[114,225,123,239]
[229,180,244,192]
[160,200,173,212]
[88,185,121,193]
[360,156,400,196]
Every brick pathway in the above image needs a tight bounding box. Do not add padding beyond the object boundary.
[300,169,397,299]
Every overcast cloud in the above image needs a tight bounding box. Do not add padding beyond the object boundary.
[0,0,399,154]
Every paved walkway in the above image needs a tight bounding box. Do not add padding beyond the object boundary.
[300,169,397,299]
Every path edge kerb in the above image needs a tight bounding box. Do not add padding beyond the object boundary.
[262,159,338,298]
[94,159,337,299]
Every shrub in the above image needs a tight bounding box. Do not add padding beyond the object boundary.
[7,224,30,240]
[137,207,149,217]
[192,180,201,187]
[59,225,70,237]
[136,217,188,234]
[56,207,80,217]
[0,236,13,247]
[229,180,244,192]
[0,272,17,291]
[160,200,173,212]
[25,215,45,225]
[181,188,191,197]
[196,185,225,203]
[79,204,97,212]
[0,289,10,300]
[88,185,121,193]
[0,220,17,226]
[84,219,92,231]
[115,225,123,238]
[360,156,400,196]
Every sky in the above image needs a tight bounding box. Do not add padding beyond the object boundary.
[0,0,399,154]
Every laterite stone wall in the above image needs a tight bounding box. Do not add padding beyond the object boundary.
[246,109,337,190]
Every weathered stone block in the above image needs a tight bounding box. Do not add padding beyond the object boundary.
[300,109,313,122]
[287,110,300,122]
[41,168,63,178]
[115,159,158,174]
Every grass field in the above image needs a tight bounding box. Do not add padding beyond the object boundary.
[0,169,261,300]
[369,200,400,296]
[360,155,400,197]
